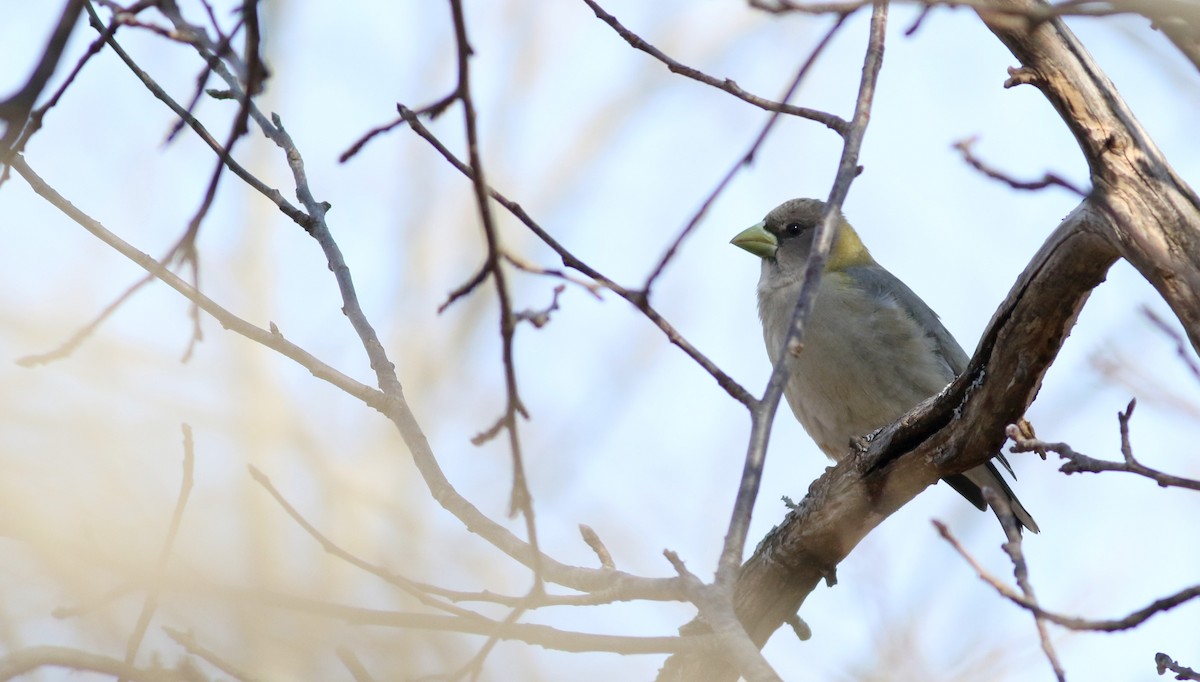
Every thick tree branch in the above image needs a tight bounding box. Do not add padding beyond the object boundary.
[981,0,1200,351]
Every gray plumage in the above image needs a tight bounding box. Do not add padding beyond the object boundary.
[736,198,1038,533]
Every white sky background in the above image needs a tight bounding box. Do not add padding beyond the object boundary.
[1,1,1199,680]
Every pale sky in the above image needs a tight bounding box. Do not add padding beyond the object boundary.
[2,2,1199,680]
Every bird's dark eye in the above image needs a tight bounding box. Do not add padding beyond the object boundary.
[784,222,803,237]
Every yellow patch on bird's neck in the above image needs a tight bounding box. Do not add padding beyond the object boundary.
[826,220,874,271]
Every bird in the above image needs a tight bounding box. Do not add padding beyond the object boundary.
[731,198,1038,533]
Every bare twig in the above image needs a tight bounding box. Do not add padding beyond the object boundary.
[339,89,461,163]
[904,4,935,35]
[0,645,195,682]
[12,22,698,649]
[337,648,378,682]
[80,4,308,225]
[514,285,566,329]
[339,116,407,163]
[173,0,266,358]
[580,0,848,135]
[416,11,551,677]
[641,11,850,294]
[120,425,197,680]
[163,627,257,682]
[658,8,892,679]
[954,136,1088,196]
[10,155,385,408]
[0,2,151,187]
[397,106,755,408]
[936,518,1200,632]
[579,525,616,571]
[717,0,889,586]
[503,252,604,299]
[247,465,488,621]
[443,9,541,595]
[1157,652,1200,681]
[16,270,155,367]
[1007,401,1200,490]
[0,0,85,158]
[198,586,716,654]
[986,489,1065,682]
[438,261,492,314]
[1142,306,1200,383]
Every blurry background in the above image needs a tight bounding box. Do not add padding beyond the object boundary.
[1,1,1198,680]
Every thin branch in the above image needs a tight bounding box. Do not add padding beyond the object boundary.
[444,2,543,613]
[14,13,798,658]
[503,252,604,300]
[166,11,397,392]
[188,586,717,655]
[151,0,717,611]
[641,11,850,295]
[716,0,888,587]
[936,519,1200,632]
[163,627,258,682]
[0,0,85,158]
[247,465,487,621]
[165,8,246,145]
[120,425,197,680]
[16,270,155,367]
[438,261,492,314]
[338,90,461,163]
[579,525,616,571]
[173,0,265,357]
[985,489,1065,682]
[580,0,848,135]
[1007,401,1200,490]
[339,116,407,163]
[397,105,755,409]
[1157,653,1200,682]
[10,155,385,409]
[0,2,154,187]
[514,284,566,329]
[1142,305,1200,383]
[80,4,308,225]
[954,136,1088,195]
[0,645,196,682]
[439,10,547,679]
[336,648,377,682]
[655,10,892,680]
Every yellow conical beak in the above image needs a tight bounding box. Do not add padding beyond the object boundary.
[731,222,778,259]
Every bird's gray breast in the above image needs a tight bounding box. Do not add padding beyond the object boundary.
[757,268,959,460]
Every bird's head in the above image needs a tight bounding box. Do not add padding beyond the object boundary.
[731,198,873,275]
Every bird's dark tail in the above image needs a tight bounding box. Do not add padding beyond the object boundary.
[944,459,1039,533]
